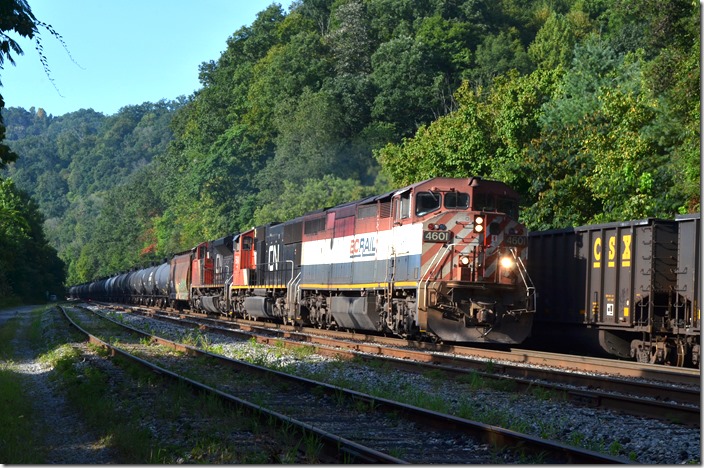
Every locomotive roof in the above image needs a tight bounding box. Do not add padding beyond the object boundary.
[298,176,515,219]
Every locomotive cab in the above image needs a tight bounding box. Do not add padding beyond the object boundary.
[233,231,256,286]
[413,177,535,343]
[190,235,234,315]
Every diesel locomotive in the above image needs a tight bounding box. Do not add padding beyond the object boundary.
[70,177,537,344]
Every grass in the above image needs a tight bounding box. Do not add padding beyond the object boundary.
[21,306,315,463]
[0,309,49,463]
[0,364,45,462]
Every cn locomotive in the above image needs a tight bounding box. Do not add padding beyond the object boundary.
[70,177,537,344]
[526,214,700,367]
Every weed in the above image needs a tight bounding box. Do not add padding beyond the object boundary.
[139,336,153,346]
[291,343,316,359]
[569,431,585,447]
[456,400,477,420]
[457,371,485,389]
[530,386,556,401]
[388,446,406,460]
[608,440,622,456]
[0,364,45,462]
[484,360,496,373]
[422,368,445,381]
[302,433,323,462]
[485,377,517,392]
[353,397,378,413]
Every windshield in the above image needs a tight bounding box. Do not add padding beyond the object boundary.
[444,192,469,209]
[415,191,441,216]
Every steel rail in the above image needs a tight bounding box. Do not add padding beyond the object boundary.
[59,306,403,464]
[71,304,629,464]
[122,305,699,426]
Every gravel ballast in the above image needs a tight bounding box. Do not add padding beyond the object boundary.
[93,305,701,464]
[3,304,700,464]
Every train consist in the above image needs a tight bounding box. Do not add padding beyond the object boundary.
[526,214,700,367]
[70,177,537,344]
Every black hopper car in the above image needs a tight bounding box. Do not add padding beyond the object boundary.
[525,214,700,367]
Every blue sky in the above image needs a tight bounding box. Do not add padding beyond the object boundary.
[2,0,293,117]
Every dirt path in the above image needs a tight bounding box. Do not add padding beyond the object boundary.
[2,305,119,464]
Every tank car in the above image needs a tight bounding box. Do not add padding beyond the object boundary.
[527,216,700,366]
[229,177,536,344]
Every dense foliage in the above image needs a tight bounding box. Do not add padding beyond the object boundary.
[1,0,700,288]
[0,0,66,304]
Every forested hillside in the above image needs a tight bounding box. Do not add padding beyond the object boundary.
[0,1,65,305]
[2,0,700,288]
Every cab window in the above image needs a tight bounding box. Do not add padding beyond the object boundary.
[444,192,469,209]
[474,193,495,211]
[498,198,518,219]
[415,191,441,216]
[396,192,411,220]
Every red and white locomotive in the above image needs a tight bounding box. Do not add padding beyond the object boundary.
[71,177,536,344]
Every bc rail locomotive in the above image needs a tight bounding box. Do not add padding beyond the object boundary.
[526,214,700,367]
[70,177,537,344]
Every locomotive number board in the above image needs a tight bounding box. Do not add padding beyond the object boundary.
[423,230,453,243]
[503,235,528,246]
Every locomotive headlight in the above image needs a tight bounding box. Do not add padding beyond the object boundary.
[500,256,515,269]
[459,255,471,266]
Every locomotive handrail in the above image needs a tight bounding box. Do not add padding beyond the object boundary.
[420,243,453,283]
[224,274,233,311]
[419,243,454,308]
[509,247,536,313]
[287,265,301,318]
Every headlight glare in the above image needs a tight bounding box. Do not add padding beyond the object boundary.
[500,256,514,269]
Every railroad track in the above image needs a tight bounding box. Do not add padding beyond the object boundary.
[62,304,628,464]
[100,302,700,427]
[111,303,698,384]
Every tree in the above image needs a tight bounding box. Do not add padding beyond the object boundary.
[370,35,446,136]
[252,175,369,226]
[0,0,68,169]
[527,11,575,70]
[0,178,64,301]
[471,28,532,85]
